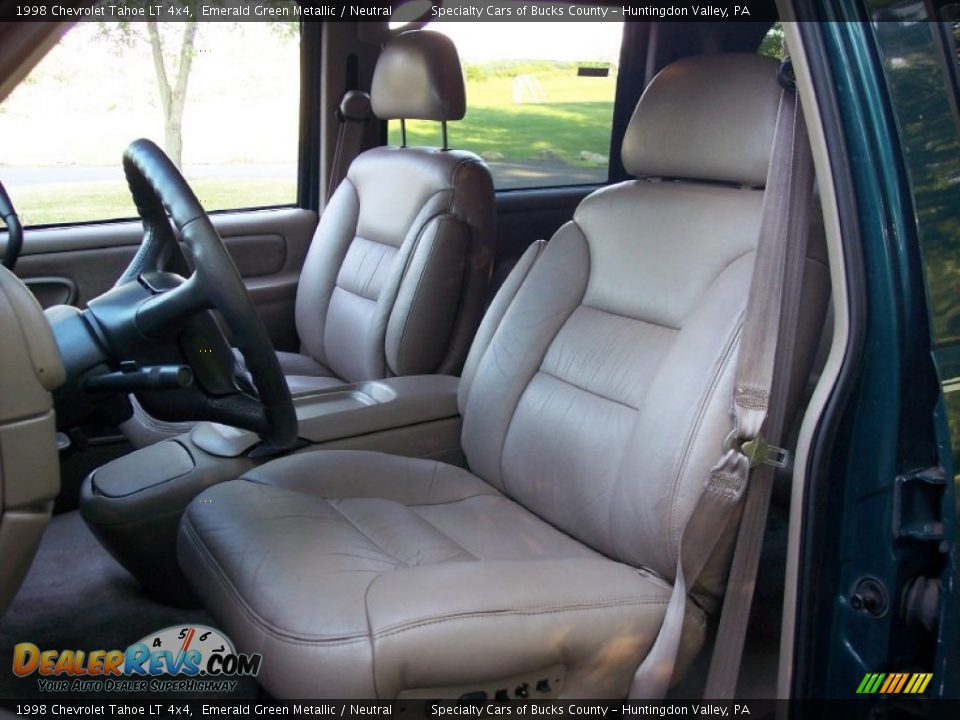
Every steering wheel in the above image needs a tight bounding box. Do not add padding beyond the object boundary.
[78,139,297,453]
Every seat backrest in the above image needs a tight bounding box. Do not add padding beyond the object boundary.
[458,54,830,604]
[0,266,64,617]
[295,30,494,382]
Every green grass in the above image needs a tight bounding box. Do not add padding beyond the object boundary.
[11,178,296,227]
[389,71,617,167]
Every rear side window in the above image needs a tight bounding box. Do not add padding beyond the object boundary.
[0,23,300,227]
[388,20,624,190]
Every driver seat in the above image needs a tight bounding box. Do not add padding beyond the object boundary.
[122,29,494,448]
[0,266,64,618]
[177,54,830,698]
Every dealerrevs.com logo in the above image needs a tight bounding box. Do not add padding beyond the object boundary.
[12,625,260,694]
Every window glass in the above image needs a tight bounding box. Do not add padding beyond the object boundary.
[388,20,623,189]
[0,22,299,227]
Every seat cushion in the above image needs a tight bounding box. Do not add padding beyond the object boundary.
[178,451,705,699]
[276,350,334,378]
[276,351,345,395]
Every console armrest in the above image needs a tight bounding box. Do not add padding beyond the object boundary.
[191,375,460,458]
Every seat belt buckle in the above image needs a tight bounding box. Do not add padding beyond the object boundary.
[742,436,790,469]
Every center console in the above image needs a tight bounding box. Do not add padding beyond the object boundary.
[80,375,463,605]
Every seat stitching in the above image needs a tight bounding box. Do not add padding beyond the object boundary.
[403,492,498,507]
[363,564,381,699]
[330,283,379,304]
[240,473,497,507]
[336,235,398,300]
[579,302,682,332]
[374,597,671,639]
[407,507,480,562]
[537,367,638,411]
[327,500,410,569]
[180,514,370,645]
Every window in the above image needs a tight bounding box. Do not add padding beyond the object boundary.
[388,20,623,189]
[0,22,300,227]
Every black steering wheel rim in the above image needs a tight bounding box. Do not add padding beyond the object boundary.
[121,138,297,451]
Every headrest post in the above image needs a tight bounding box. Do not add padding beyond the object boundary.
[441,121,449,151]
[400,119,407,148]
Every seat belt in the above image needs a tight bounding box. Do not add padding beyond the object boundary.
[629,59,814,700]
[327,89,372,203]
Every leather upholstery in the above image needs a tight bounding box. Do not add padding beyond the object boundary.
[622,54,781,186]
[288,30,492,387]
[0,266,64,617]
[275,351,343,395]
[179,54,830,698]
[179,451,705,698]
[370,30,466,121]
[296,146,494,385]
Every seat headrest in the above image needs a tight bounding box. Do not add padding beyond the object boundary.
[622,53,782,186]
[371,30,466,122]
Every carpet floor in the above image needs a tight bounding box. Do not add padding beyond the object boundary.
[0,511,259,700]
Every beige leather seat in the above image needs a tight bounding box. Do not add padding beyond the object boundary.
[0,266,64,618]
[177,54,830,699]
[123,30,494,446]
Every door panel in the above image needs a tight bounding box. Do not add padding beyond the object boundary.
[3,207,317,351]
[21,276,78,307]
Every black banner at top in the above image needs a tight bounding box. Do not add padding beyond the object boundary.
[1,0,785,24]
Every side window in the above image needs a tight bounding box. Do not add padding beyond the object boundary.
[0,23,300,227]
[388,20,624,190]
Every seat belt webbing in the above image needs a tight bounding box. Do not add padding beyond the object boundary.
[327,90,372,203]
[703,76,813,700]
[629,65,814,700]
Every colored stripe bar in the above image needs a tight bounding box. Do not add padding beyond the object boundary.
[893,673,909,693]
[903,674,919,694]
[856,673,874,694]
[857,671,934,695]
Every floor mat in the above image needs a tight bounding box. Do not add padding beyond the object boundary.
[0,511,259,700]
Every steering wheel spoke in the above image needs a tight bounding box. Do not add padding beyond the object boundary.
[135,275,208,338]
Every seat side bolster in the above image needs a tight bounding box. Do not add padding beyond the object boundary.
[385,215,469,376]
[434,156,496,376]
[366,559,705,699]
[457,238,547,414]
[294,179,362,370]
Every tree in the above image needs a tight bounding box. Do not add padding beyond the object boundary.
[759,22,784,60]
[98,2,199,169]
[99,2,296,169]
[145,19,197,169]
